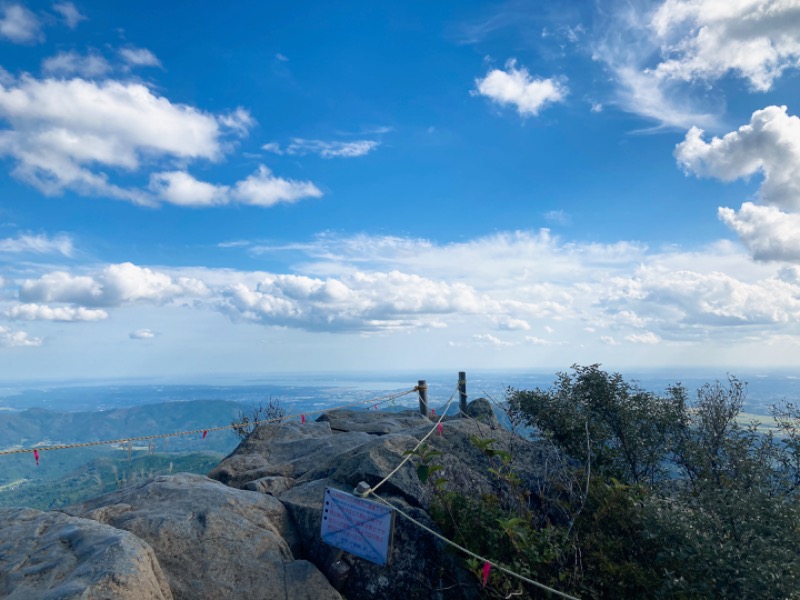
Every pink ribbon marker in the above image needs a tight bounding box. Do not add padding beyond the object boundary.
[33,449,39,466]
[482,561,491,588]
[202,430,208,440]
[430,408,436,418]
[301,414,306,425]
[437,423,443,436]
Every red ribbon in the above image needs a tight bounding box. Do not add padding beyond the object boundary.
[33,449,39,466]
[430,408,436,418]
[437,423,443,436]
[202,430,208,440]
[301,414,306,425]
[482,561,491,588]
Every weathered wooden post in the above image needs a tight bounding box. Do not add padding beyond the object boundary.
[418,380,428,418]
[458,371,467,414]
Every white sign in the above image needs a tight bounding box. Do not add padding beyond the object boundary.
[320,487,395,565]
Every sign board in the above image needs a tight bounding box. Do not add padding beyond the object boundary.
[320,487,395,565]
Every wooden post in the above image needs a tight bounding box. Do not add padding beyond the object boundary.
[418,380,428,418]
[459,371,467,414]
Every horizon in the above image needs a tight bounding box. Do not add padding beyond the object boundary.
[2,1,800,382]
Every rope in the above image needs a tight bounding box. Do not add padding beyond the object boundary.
[368,384,458,496]
[368,492,580,600]
[0,387,417,457]
[363,382,580,600]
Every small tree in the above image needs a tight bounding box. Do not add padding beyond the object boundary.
[231,396,286,440]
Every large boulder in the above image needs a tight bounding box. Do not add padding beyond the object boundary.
[66,473,339,600]
[0,507,172,599]
[209,421,373,489]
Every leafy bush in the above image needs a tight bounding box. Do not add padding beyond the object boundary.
[412,365,800,599]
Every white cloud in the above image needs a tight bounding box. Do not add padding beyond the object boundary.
[52,2,85,29]
[0,233,73,256]
[676,106,800,211]
[19,262,210,307]
[268,138,380,158]
[261,142,282,154]
[4,303,108,321]
[474,59,567,117]
[150,167,320,208]
[0,4,40,43]
[130,328,157,339]
[218,107,254,137]
[719,203,800,262]
[150,171,229,207]
[219,270,490,332]
[119,47,161,68]
[232,165,322,206]
[495,316,531,331]
[42,50,111,77]
[472,333,515,347]
[0,326,41,347]
[651,0,800,92]
[0,75,247,201]
[625,331,661,344]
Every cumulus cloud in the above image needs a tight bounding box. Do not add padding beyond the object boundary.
[718,203,800,262]
[592,0,800,128]
[0,233,73,256]
[231,165,322,206]
[52,2,85,29]
[474,60,567,117]
[42,50,111,77]
[0,75,252,201]
[676,106,800,261]
[149,171,229,207]
[651,0,800,92]
[130,328,157,339]
[219,270,491,332]
[150,167,321,208]
[0,3,40,43]
[263,139,380,158]
[4,303,108,321]
[676,106,800,210]
[119,47,161,68]
[19,262,210,307]
[0,326,41,347]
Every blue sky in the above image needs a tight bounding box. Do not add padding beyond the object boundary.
[2,0,800,382]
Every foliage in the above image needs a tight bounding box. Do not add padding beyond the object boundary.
[410,365,800,599]
[231,396,286,439]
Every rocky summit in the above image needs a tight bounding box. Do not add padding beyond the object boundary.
[0,400,548,599]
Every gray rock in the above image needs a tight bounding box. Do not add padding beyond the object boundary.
[209,421,372,489]
[462,397,500,429]
[279,479,476,600]
[243,475,296,495]
[0,507,172,600]
[317,409,430,434]
[67,473,339,600]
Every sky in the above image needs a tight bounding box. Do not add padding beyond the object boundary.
[2,0,800,382]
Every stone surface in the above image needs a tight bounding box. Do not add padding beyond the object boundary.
[242,475,296,495]
[0,507,172,600]
[317,409,431,434]
[67,473,339,600]
[209,421,372,489]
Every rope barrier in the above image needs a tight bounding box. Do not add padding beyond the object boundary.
[362,383,580,600]
[368,384,457,496]
[367,492,580,600]
[0,387,417,457]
